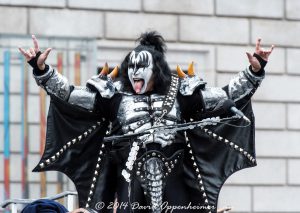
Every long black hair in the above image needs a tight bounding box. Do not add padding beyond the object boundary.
[120,31,172,94]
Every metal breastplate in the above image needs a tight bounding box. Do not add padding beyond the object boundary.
[117,93,181,147]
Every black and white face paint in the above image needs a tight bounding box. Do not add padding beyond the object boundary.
[128,50,153,94]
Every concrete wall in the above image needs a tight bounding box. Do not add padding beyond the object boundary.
[0,0,300,212]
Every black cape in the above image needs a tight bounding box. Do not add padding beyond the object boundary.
[33,95,256,212]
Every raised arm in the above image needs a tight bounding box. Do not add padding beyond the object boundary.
[19,35,97,111]
[201,38,274,110]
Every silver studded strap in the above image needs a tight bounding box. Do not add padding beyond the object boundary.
[155,74,179,125]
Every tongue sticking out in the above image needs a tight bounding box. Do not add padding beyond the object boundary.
[134,80,144,93]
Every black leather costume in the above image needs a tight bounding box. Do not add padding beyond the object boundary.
[31,32,265,213]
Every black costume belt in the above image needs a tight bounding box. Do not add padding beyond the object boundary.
[134,149,184,180]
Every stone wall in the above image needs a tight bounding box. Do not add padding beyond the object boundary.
[0,0,299,212]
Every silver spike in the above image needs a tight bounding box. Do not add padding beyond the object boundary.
[60,148,64,153]
[96,164,99,168]
[56,152,60,157]
[88,197,91,202]
[95,171,98,175]
[46,159,50,164]
[224,139,229,143]
[218,136,223,141]
[92,125,96,129]
[234,145,239,149]
[189,150,193,154]
[212,133,217,138]
[72,139,77,144]
[63,145,67,150]
[39,163,45,168]
[88,128,92,133]
[84,132,88,137]
[85,204,89,208]
[91,184,95,189]
[51,156,56,161]
[67,142,71,147]
[78,135,82,141]
[97,122,101,125]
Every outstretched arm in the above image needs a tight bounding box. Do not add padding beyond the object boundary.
[202,38,274,110]
[19,35,97,111]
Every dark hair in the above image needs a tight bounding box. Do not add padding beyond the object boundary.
[120,31,172,94]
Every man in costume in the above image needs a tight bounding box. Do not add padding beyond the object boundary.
[19,32,274,213]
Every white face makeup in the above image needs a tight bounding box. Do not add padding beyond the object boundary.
[128,50,154,94]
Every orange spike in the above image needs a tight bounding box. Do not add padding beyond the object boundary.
[187,61,195,76]
[99,62,109,75]
[176,65,186,78]
[109,66,119,79]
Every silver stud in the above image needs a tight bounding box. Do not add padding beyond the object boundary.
[51,156,56,161]
[195,168,199,173]
[152,152,156,156]
[67,142,71,147]
[86,204,89,208]
[91,184,95,189]
[96,164,99,168]
[99,150,103,155]
[92,125,96,129]
[89,190,93,195]
[46,159,50,164]
[234,145,239,149]
[204,129,208,133]
[95,171,98,175]
[78,135,82,141]
[63,145,67,150]
[205,199,208,203]
[229,142,234,147]
[56,152,60,157]
[240,148,244,152]
[93,177,96,182]
[72,139,76,144]
[88,197,91,202]
[189,150,193,154]
[97,122,101,125]
[40,163,45,168]
[84,132,88,137]
[187,143,191,147]
[218,136,223,141]
[97,157,101,162]
[212,133,217,138]
[101,144,105,148]
[60,148,64,153]
[168,168,171,172]
[201,186,205,191]
[224,139,229,143]
[193,162,197,167]
[203,192,206,197]
[136,171,140,176]
[88,128,92,133]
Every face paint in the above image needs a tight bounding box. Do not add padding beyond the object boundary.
[128,50,154,94]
